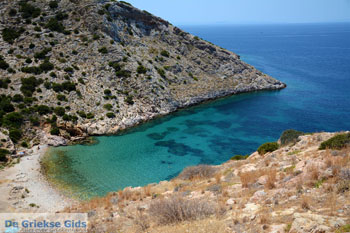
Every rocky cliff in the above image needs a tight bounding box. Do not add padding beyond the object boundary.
[0,0,285,150]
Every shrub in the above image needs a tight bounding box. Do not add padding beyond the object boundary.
[86,113,94,119]
[39,60,54,72]
[258,142,279,155]
[77,111,86,118]
[19,2,41,18]
[50,128,60,136]
[54,107,65,116]
[103,104,113,110]
[319,133,350,150]
[98,47,108,54]
[64,67,74,73]
[2,28,24,44]
[21,66,42,75]
[116,69,131,78]
[49,1,58,9]
[25,58,32,64]
[0,59,9,70]
[45,18,65,32]
[34,48,51,59]
[21,142,28,148]
[125,95,134,105]
[149,196,216,225]
[178,165,217,180]
[36,105,51,115]
[157,68,166,78]
[56,94,67,101]
[20,76,43,97]
[280,129,304,146]
[0,149,9,162]
[230,155,249,161]
[3,112,23,129]
[55,11,68,21]
[137,65,147,74]
[9,9,17,17]
[104,89,112,96]
[13,94,24,103]
[62,81,76,92]
[160,50,170,57]
[106,112,115,118]
[0,78,11,89]
[9,129,22,143]
[30,117,40,126]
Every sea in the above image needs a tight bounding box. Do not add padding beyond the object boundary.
[43,23,350,199]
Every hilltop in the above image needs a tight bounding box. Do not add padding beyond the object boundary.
[0,0,285,155]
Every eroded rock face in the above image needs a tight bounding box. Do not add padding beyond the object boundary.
[0,0,285,146]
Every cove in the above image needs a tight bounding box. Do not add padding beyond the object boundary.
[43,23,350,199]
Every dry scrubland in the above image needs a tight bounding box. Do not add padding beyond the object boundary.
[64,131,350,232]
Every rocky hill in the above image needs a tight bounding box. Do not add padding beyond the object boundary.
[0,0,285,152]
[65,131,350,233]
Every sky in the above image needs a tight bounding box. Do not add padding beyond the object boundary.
[125,0,350,25]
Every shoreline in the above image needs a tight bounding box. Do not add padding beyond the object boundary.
[0,87,287,214]
[0,145,74,213]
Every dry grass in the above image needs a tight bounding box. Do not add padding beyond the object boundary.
[265,169,277,189]
[148,195,217,225]
[308,164,320,181]
[178,165,217,180]
[239,168,277,189]
[143,184,152,197]
[301,195,311,210]
[149,217,228,233]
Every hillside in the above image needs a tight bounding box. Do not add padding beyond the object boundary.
[66,131,350,232]
[0,0,285,154]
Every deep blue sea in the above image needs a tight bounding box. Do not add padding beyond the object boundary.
[44,23,350,199]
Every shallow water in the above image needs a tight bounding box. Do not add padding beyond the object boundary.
[44,23,350,199]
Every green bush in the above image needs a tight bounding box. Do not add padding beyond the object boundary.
[106,112,115,118]
[0,78,10,89]
[98,47,108,54]
[125,95,134,105]
[30,117,40,126]
[9,129,22,143]
[86,113,94,119]
[319,133,350,150]
[34,48,51,59]
[36,105,51,115]
[137,65,147,74]
[0,59,9,70]
[45,18,65,32]
[21,66,42,75]
[77,111,86,118]
[3,112,23,129]
[116,69,131,78]
[230,155,249,161]
[21,141,28,148]
[56,94,67,101]
[20,76,43,97]
[157,68,166,78]
[9,9,17,17]
[258,142,279,155]
[2,28,24,44]
[54,107,65,116]
[104,89,112,95]
[280,129,304,146]
[49,1,58,9]
[64,67,74,73]
[13,94,24,103]
[160,50,170,57]
[0,149,10,162]
[50,128,60,136]
[39,60,54,72]
[19,2,41,19]
[103,104,113,110]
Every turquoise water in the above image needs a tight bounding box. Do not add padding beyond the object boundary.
[46,23,350,198]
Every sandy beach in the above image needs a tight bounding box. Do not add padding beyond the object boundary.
[0,145,74,213]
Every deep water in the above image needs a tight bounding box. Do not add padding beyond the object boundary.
[45,23,350,199]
